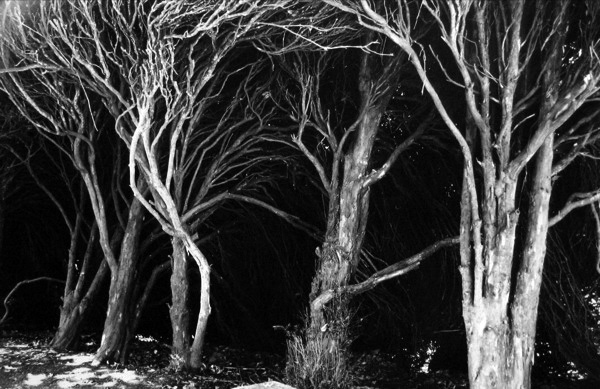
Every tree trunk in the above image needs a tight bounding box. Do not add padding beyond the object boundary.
[289,95,386,389]
[289,153,371,388]
[286,47,400,388]
[169,236,191,369]
[51,297,85,350]
[306,177,369,339]
[92,199,144,365]
[463,136,554,389]
[466,313,531,388]
[461,177,523,388]
[181,234,211,370]
[305,58,390,332]
[51,260,109,350]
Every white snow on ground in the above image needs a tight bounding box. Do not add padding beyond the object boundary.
[23,373,48,386]
[52,364,143,387]
[59,353,95,366]
[0,343,147,388]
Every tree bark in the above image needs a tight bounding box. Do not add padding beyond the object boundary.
[284,47,402,388]
[51,260,109,350]
[317,2,598,388]
[461,134,554,389]
[298,60,393,387]
[92,198,144,365]
[183,234,211,370]
[169,236,191,369]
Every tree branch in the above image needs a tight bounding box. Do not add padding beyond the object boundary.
[362,111,430,188]
[311,236,459,312]
[549,190,600,227]
[226,193,322,241]
[0,277,65,327]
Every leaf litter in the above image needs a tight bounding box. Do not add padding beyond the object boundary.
[0,330,477,388]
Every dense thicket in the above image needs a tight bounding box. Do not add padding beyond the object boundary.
[1,1,600,388]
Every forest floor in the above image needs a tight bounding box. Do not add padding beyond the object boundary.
[0,330,595,389]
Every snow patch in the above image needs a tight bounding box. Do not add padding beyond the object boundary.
[60,353,94,366]
[23,373,48,386]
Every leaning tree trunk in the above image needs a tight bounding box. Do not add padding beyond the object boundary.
[51,260,109,350]
[51,222,112,351]
[174,233,211,370]
[286,47,399,387]
[306,164,371,350]
[169,236,191,369]
[92,198,144,365]
[289,105,385,388]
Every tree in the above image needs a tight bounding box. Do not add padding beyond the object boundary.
[92,0,338,369]
[0,0,150,361]
[322,0,600,387]
[269,36,459,385]
[121,0,348,369]
[0,0,345,368]
[20,142,110,350]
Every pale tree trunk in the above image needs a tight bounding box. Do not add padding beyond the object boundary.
[295,71,393,389]
[92,198,144,365]
[283,46,405,387]
[462,135,553,389]
[306,123,374,346]
[460,3,559,384]
[184,234,211,370]
[510,135,554,387]
[319,1,599,388]
[169,236,191,369]
[305,52,392,347]
[459,159,520,387]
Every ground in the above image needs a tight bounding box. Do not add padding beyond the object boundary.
[0,330,594,388]
[0,330,468,388]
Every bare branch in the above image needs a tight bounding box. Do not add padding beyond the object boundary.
[227,193,322,241]
[549,190,600,227]
[0,64,59,74]
[0,277,65,327]
[311,236,459,312]
[362,111,431,188]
